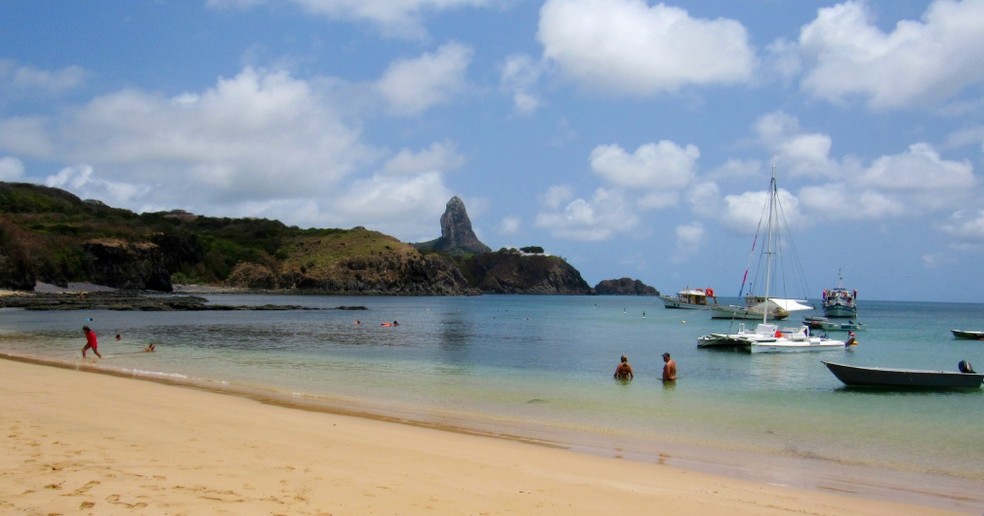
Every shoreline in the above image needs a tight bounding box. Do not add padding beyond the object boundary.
[1,355,979,514]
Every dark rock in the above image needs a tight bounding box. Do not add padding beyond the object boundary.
[459,248,592,294]
[413,196,491,257]
[594,278,659,295]
[82,240,173,292]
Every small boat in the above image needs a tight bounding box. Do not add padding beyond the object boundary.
[821,270,857,318]
[823,361,984,389]
[951,329,984,340]
[803,318,864,332]
[659,287,717,309]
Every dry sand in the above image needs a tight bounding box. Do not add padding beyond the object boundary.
[0,358,967,515]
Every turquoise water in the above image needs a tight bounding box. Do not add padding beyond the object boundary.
[2,295,982,502]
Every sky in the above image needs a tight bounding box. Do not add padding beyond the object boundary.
[1,0,983,302]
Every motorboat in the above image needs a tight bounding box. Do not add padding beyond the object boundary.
[821,270,857,318]
[951,329,984,340]
[823,361,983,389]
[802,316,864,332]
[659,287,717,309]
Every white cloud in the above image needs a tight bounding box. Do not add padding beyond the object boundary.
[721,187,806,235]
[590,141,698,191]
[687,181,721,219]
[207,0,493,39]
[500,54,543,115]
[45,165,149,205]
[538,0,755,94]
[0,156,24,180]
[535,187,639,241]
[939,209,984,243]
[0,60,88,96]
[753,111,836,178]
[797,0,984,109]
[376,43,473,115]
[382,140,466,175]
[859,142,974,210]
[332,171,454,237]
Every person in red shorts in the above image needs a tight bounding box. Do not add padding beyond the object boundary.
[82,325,102,358]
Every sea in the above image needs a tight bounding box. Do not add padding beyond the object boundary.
[2,294,982,510]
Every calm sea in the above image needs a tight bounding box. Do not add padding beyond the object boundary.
[2,295,982,508]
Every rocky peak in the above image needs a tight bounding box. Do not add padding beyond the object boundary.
[413,196,491,256]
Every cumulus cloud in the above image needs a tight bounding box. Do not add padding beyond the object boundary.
[0,60,88,96]
[0,156,24,180]
[0,65,475,237]
[207,0,492,39]
[590,141,698,191]
[939,209,984,243]
[498,216,521,235]
[753,111,836,178]
[376,43,473,115]
[859,142,974,210]
[721,187,806,235]
[535,187,639,241]
[797,0,984,109]
[538,0,755,94]
[500,54,543,114]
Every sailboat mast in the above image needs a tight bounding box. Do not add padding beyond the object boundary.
[762,166,777,325]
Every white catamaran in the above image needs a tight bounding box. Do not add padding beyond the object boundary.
[697,167,845,353]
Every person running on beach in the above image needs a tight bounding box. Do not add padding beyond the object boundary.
[661,352,676,382]
[81,325,102,358]
[614,355,634,380]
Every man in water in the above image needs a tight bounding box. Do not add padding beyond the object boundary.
[613,355,634,380]
[661,352,676,382]
[81,325,102,358]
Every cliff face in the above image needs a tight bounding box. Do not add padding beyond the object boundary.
[83,239,173,292]
[413,196,491,256]
[459,249,592,294]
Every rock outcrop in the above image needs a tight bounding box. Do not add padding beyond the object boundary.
[459,248,592,294]
[413,197,491,257]
[594,278,659,295]
[83,239,173,292]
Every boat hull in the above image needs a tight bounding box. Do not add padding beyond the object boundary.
[823,361,984,389]
[951,329,984,340]
[822,304,857,318]
[747,338,845,353]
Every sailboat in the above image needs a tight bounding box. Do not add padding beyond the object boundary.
[821,269,858,318]
[697,167,845,353]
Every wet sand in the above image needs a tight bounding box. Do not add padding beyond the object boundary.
[0,357,972,514]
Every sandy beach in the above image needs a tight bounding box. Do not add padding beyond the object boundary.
[1,358,969,515]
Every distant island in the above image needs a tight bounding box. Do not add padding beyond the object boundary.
[0,182,658,298]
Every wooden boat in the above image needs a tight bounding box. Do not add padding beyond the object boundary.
[951,329,984,340]
[822,361,984,389]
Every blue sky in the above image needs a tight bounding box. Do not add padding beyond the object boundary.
[1,0,983,302]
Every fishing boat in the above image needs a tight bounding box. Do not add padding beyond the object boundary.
[821,270,857,318]
[659,287,717,309]
[951,329,984,340]
[697,167,844,353]
[823,361,983,389]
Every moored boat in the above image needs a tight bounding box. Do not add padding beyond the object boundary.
[822,270,857,318]
[659,287,717,309]
[823,361,984,389]
[951,329,984,340]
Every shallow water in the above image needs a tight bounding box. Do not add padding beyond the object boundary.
[2,295,982,506]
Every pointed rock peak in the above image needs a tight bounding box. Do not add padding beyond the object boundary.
[414,196,491,256]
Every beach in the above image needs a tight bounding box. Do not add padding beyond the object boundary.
[0,358,961,515]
